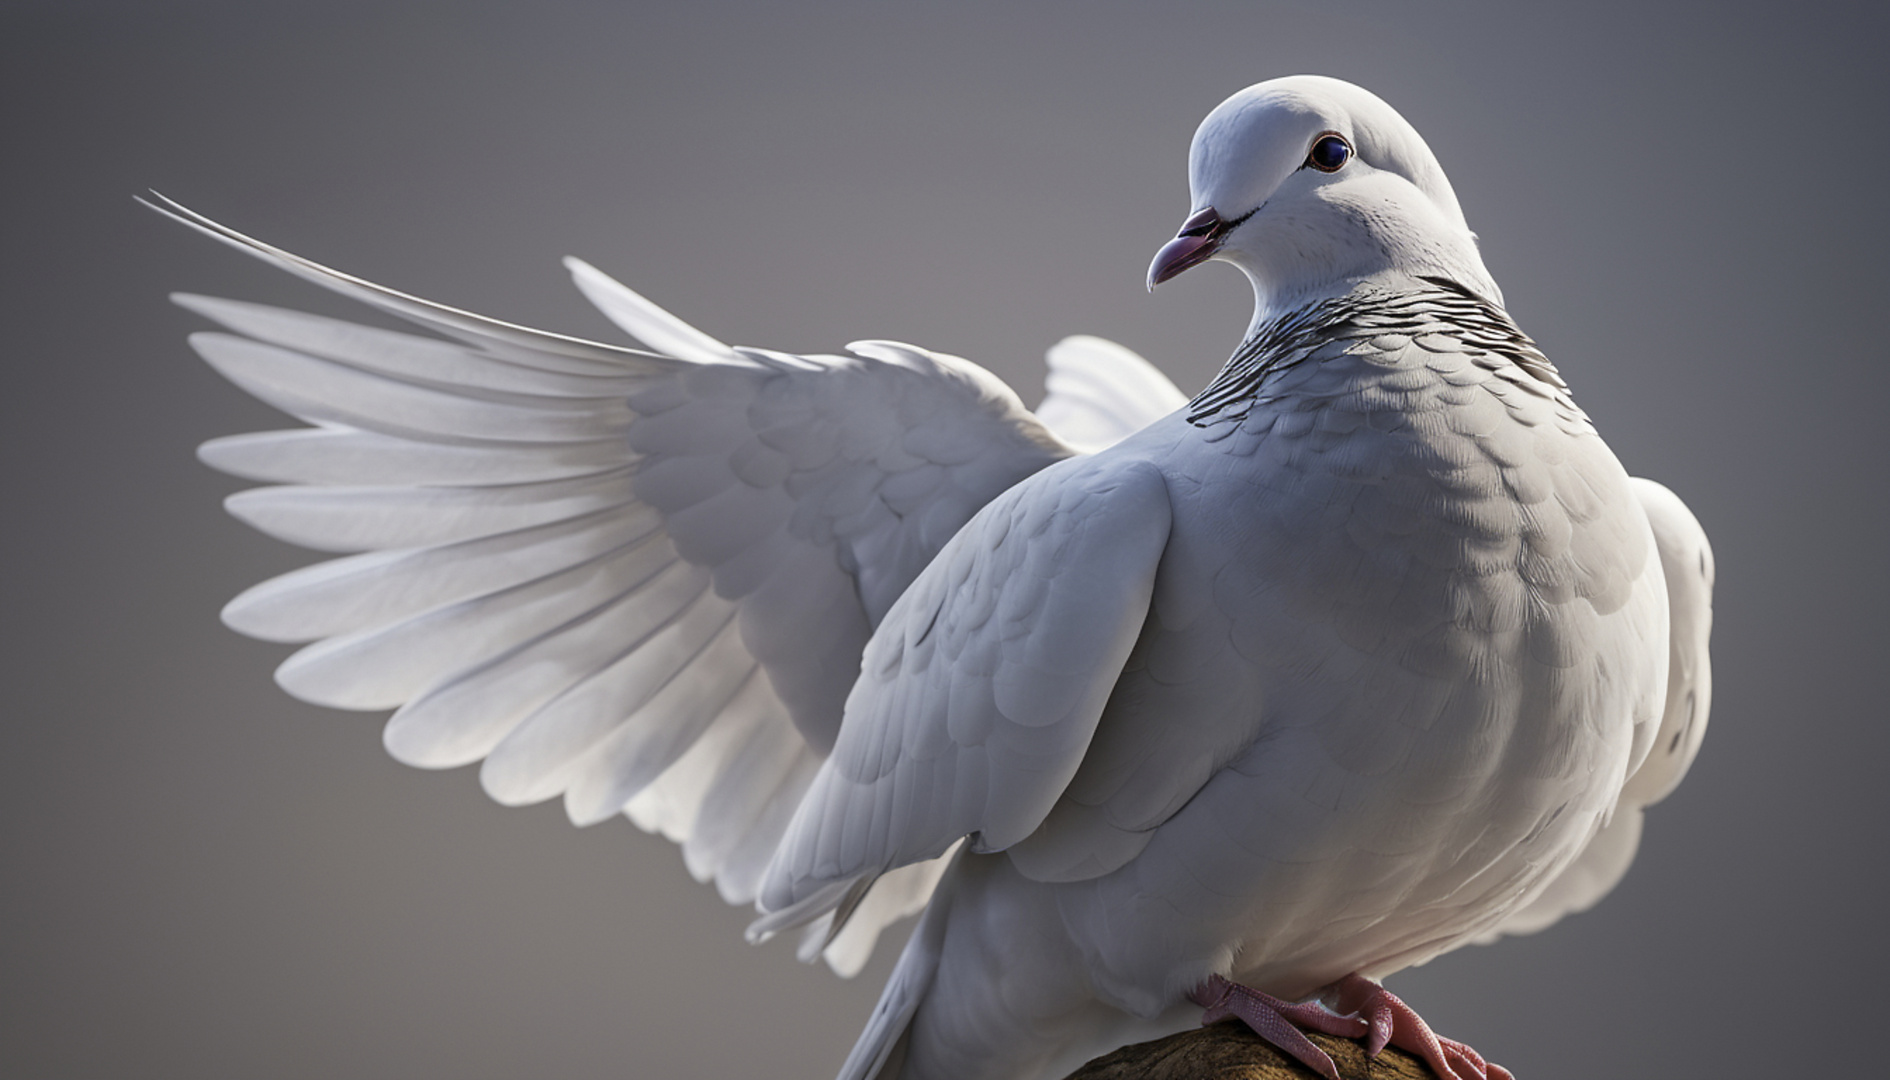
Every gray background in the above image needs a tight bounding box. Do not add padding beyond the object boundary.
[4,2,1885,1078]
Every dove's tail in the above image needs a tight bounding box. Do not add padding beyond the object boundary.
[833,850,961,1080]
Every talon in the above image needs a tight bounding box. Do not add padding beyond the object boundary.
[1192,972,1513,1080]
[1365,997,1394,1057]
[1321,973,1509,1080]
[1190,974,1363,1080]
[1444,1037,1488,1078]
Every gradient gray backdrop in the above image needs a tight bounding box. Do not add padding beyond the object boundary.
[5,3,1885,1079]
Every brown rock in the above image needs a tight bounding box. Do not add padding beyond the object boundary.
[1062,1021,1439,1080]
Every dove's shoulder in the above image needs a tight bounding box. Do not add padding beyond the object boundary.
[757,448,1177,911]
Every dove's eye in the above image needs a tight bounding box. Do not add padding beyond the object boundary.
[1306,133,1352,173]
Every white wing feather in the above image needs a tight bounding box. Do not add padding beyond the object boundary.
[154,198,1101,972]
[563,255,741,365]
[1481,476,1714,940]
[1034,334,1188,453]
[759,455,1173,913]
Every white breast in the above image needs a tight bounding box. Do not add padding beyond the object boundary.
[1029,339,1671,1011]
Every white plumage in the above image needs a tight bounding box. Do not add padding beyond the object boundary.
[155,73,1712,1080]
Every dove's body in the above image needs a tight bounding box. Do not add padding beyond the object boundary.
[154,74,1711,1080]
[837,275,1670,1080]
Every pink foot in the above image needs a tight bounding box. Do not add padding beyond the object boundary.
[1189,974,1367,1080]
[1323,974,1514,1080]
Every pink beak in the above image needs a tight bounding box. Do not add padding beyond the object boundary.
[1147,206,1230,290]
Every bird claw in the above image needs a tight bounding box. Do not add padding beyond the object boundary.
[1191,973,1514,1080]
[1440,1036,1514,1080]
[1323,974,1513,1080]
[1189,974,1366,1080]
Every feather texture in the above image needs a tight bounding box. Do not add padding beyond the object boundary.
[759,455,1173,910]
[1035,335,1189,453]
[155,198,1136,976]
[156,71,1713,1079]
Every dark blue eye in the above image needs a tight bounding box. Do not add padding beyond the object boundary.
[1307,133,1352,172]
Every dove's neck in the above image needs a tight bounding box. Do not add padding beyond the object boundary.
[1188,274,1564,430]
[1239,259,1500,340]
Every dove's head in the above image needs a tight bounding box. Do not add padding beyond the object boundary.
[1149,76,1500,315]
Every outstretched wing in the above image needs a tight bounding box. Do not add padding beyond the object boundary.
[152,197,1081,972]
[1033,334,1189,453]
[1482,476,1713,939]
[758,455,1173,913]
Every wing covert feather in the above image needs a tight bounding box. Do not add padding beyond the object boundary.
[759,456,1173,911]
[1480,476,1714,941]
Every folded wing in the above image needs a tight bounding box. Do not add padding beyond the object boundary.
[759,456,1174,913]
[1481,476,1714,939]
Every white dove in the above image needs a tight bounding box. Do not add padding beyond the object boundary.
[151,74,1712,1080]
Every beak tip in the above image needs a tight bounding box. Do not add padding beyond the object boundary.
[1147,205,1231,290]
[1147,235,1216,290]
